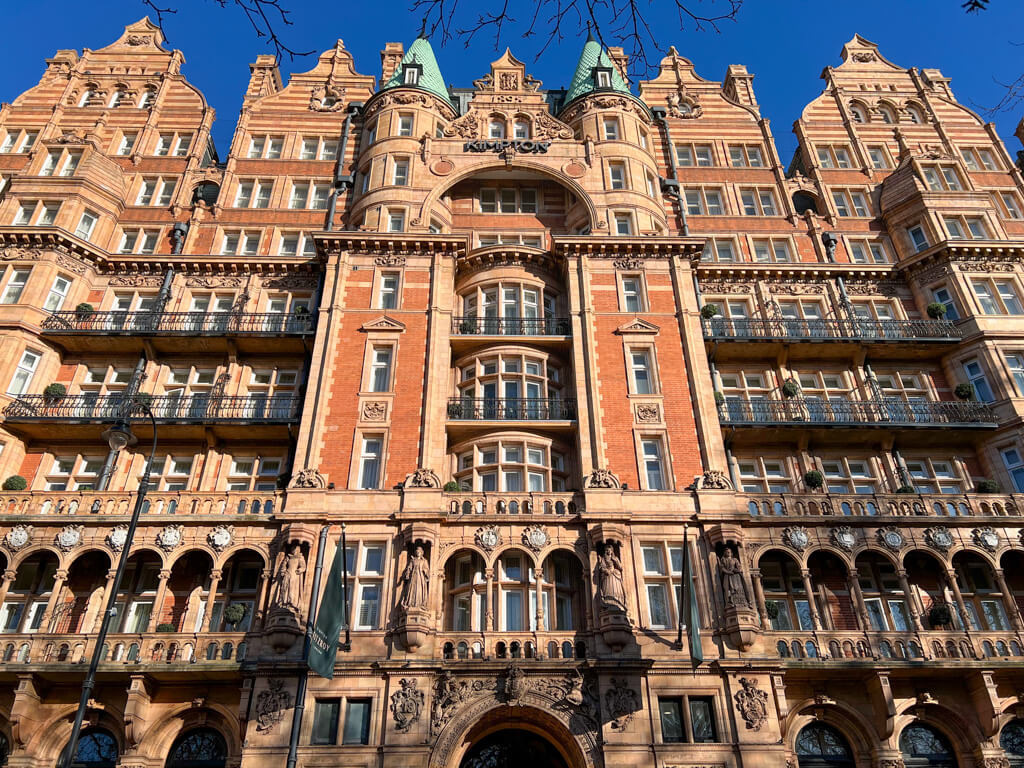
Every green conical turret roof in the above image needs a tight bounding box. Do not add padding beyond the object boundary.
[563,33,631,104]
[382,37,453,106]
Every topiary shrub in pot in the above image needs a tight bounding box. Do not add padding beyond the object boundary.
[2,475,27,491]
[43,383,67,404]
[926,302,948,320]
[223,603,248,629]
[459,319,478,335]
[928,603,953,628]
[156,623,176,633]
[894,485,916,494]
[700,303,720,320]
[75,302,95,320]
[764,602,780,620]
[954,383,974,401]
[975,479,1001,494]
[781,379,800,399]
[713,391,725,405]
[803,470,824,490]
[442,481,460,492]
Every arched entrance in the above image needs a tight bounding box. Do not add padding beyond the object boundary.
[459,729,568,768]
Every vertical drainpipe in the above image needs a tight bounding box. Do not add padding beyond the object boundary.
[651,106,688,235]
[170,222,189,255]
[325,103,363,232]
[154,267,175,313]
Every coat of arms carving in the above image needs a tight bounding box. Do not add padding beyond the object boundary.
[255,679,293,731]
[390,678,424,732]
[734,677,768,730]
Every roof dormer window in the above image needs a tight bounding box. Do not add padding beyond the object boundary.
[403,62,422,86]
[594,67,613,89]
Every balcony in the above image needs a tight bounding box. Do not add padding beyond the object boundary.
[450,316,571,350]
[2,393,301,440]
[40,310,316,355]
[702,317,960,344]
[443,491,582,517]
[439,632,589,661]
[717,397,996,429]
[744,491,1021,518]
[0,490,281,518]
[767,629,1023,664]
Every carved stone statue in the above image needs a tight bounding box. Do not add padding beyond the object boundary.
[272,545,306,613]
[597,546,626,610]
[400,546,429,610]
[718,547,750,609]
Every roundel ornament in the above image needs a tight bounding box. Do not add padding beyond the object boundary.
[877,526,905,552]
[830,526,856,552]
[522,525,549,552]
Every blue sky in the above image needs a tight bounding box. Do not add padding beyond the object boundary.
[2,1,1023,162]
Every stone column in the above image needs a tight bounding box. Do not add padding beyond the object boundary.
[146,569,171,632]
[202,569,222,632]
[0,569,17,607]
[993,568,1023,630]
[847,572,869,630]
[40,569,68,633]
[750,568,767,626]
[535,566,544,632]
[254,569,271,628]
[485,565,495,632]
[946,569,971,631]
[801,569,823,630]
[897,569,923,631]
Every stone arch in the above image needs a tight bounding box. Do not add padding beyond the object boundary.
[29,705,125,764]
[854,545,901,570]
[417,160,599,234]
[891,703,982,760]
[134,704,239,763]
[214,544,268,571]
[804,545,855,571]
[9,544,64,570]
[786,699,879,756]
[489,544,540,571]
[440,544,490,570]
[431,699,598,768]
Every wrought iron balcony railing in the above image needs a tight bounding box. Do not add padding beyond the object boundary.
[701,317,960,342]
[3,393,301,423]
[446,397,577,421]
[745,491,1020,518]
[451,316,571,336]
[717,397,995,427]
[42,310,316,335]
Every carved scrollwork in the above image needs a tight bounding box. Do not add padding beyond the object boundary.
[390,678,424,732]
[403,468,440,489]
[584,468,620,489]
[290,469,326,489]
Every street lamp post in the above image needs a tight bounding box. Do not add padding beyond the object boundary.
[57,406,157,768]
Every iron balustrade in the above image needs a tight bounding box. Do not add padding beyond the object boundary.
[717,397,995,427]
[3,393,301,422]
[452,316,571,336]
[446,397,577,421]
[42,310,316,335]
[701,316,960,342]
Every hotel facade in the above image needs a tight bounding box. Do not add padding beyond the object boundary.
[0,17,1022,768]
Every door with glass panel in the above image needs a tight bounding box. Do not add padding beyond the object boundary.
[482,290,498,334]
[522,288,539,335]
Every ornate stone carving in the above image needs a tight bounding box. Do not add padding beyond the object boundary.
[125,34,151,46]
[361,401,387,421]
[399,546,429,610]
[851,51,877,63]
[532,111,574,140]
[4,525,32,552]
[185,276,243,288]
[698,281,754,294]
[499,72,518,90]
[700,470,733,490]
[924,526,954,552]
[207,525,234,553]
[0,247,42,261]
[584,468,621,489]
[290,468,326,489]
[782,526,810,552]
[604,678,640,730]
[262,275,318,290]
[107,525,128,552]
[983,758,1010,768]
[255,679,293,731]
[155,525,184,552]
[374,255,407,267]
[613,257,645,270]
[666,90,702,118]
[309,84,346,112]
[503,664,526,705]
[877,526,905,552]
[830,526,856,552]
[390,678,424,732]
[843,279,902,297]
[474,526,501,552]
[403,468,440,488]
[634,403,660,423]
[972,526,1000,552]
[719,547,750,608]
[108,276,163,287]
[55,525,83,553]
[596,544,627,613]
[54,253,88,275]
[521,525,549,552]
[734,677,769,730]
[444,109,480,139]
[431,671,490,735]
[271,545,306,613]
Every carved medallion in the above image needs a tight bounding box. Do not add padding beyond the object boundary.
[403,468,440,489]
[55,525,83,553]
[4,525,32,552]
[156,524,184,552]
[924,526,954,552]
[701,470,733,490]
[634,403,660,423]
[782,526,810,552]
[604,678,640,730]
[877,526,905,552]
[830,526,856,552]
[734,677,768,731]
[474,526,501,552]
[584,468,620,489]
[972,527,1000,552]
[107,525,128,552]
[521,525,548,552]
[390,678,424,732]
[503,664,527,705]
[290,468,326,489]
[207,525,234,552]
[255,679,293,731]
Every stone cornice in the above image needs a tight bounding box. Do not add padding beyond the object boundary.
[896,239,1024,276]
[697,261,894,281]
[552,235,704,261]
[314,231,469,257]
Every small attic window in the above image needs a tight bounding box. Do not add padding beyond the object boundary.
[594,67,613,89]
[403,63,422,86]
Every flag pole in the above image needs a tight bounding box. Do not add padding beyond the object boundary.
[286,525,330,768]
[677,524,688,647]
[341,522,351,651]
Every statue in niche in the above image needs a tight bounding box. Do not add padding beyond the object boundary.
[400,545,430,610]
[719,547,750,608]
[597,545,626,611]
[272,545,306,613]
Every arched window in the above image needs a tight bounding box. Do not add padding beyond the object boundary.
[850,103,867,123]
[1000,719,1024,767]
[138,88,156,108]
[488,121,506,140]
[900,723,957,768]
[796,722,855,768]
[878,105,896,124]
[166,729,227,768]
[907,105,925,124]
[78,89,95,107]
[72,729,118,768]
[513,120,530,140]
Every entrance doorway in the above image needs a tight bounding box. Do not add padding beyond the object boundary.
[459,728,569,768]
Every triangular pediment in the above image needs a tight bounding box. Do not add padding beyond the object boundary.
[361,316,406,332]
[615,318,659,334]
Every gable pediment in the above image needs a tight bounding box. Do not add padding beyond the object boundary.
[615,318,660,335]
[361,316,406,332]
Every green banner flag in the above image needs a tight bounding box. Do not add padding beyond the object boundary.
[309,538,346,679]
[684,551,703,663]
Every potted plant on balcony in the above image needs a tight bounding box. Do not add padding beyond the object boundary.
[223,603,248,630]
[2,476,27,491]
[803,470,824,491]
[43,383,67,405]
[443,481,460,492]
[700,303,720,320]
[713,391,725,405]
[764,601,779,621]
[75,302,95,321]
[894,485,916,494]
[131,392,153,412]
[954,383,974,401]
[975,479,1001,494]
[781,379,800,399]
[156,623,176,633]
[926,302,948,320]
[928,603,953,628]
[459,318,478,334]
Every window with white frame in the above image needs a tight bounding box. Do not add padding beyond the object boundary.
[136,177,176,206]
[640,437,667,490]
[996,191,1023,220]
[602,118,620,141]
[944,215,988,240]
[816,145,852,169]
[905,458,963,494]
[684,187,724,215]
[14,200,59,226]
[832,188,871,217]
[227,456,282,491]
[1005,353,1024,395]
[867,145,891,169]
[702,238,737,262]
[289,181,330,209]
[641,542,684,628]
[391,158,410,186]
[740,188,778,216]
[367,346,393,392]
[396,113,414,137]
[475,233,545,248]
[513,120,530,139]
[847,238,889,264]
[751,238,791,262]
[675,144,713,167]
[234,178,273,208]
[1001,447,1024,492]
[358,437,384,490]
[613,212,633,236]
[343,541,385,629]
[44,455,103,491]
[137,88,155,108]
[628,348,656,394]
[488,120,505,139]
[963,358,995,402]
[43,275,72,312]
[40,149,80,177]
[820,458,877,494]
[0,269,30,304]
[377,272,400,310]
[907,224,929,252]
[0,129,37,154]
[365,121,377,145]
[115,132,137,156]
[221,230,260,255]
[921,164,963,192]
[729,144,765,167]
[959,146,998,172]
[118,228,160,254]
[478,188,538,214]
[455,439,567,493]
[737,457,790,493]
[621,275,645,312]
[386,209,405,232]
[277,231,315,257]
[973,279,1023,315]
[608,161,628,190]
[246,135,283,159]
[299,136,339,160]
[7,349,39,396]
[658,695,718,744]
[149,455,194,491]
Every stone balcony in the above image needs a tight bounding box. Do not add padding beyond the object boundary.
[718,397,996,429]
[765,629,1024,664]
[443,491,582,517]
[743,491,1020,518]
[0,489,282,519]
[438,632,590,661]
